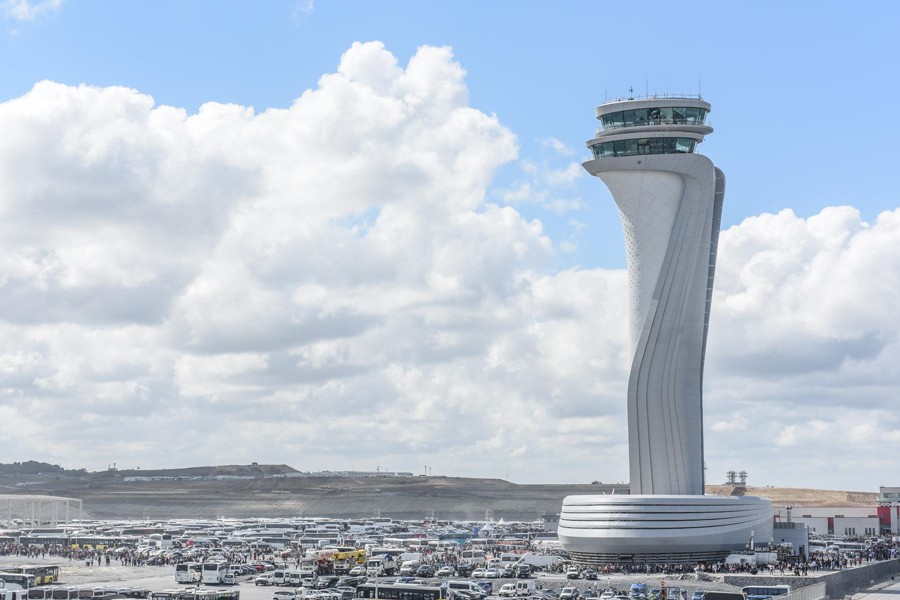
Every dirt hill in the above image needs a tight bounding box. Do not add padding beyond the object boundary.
[0,463,882,520]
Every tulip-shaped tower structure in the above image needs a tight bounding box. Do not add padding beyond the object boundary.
[558,96,772,563]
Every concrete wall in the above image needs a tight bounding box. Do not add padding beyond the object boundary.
[723,559,900,599]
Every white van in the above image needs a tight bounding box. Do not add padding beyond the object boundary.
[447,582,485,600]
[272,570,288,586]
[515,581,536,597]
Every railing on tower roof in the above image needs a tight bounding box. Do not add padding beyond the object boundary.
[600,92,704,105]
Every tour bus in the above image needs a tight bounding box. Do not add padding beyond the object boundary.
[741,586,791,600]
[356,584,446,600]
[0,574,36,590]
[175,563,202,584]
[48,587,80,600]
[148,534,173,550]
[201,561,228,585]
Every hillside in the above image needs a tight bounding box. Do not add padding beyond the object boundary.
[0,463,883,520]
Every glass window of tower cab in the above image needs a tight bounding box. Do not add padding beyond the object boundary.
[588,95,713,161]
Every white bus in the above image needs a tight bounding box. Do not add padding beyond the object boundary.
[201,562,228,585]
[459,550,486,567]
[0,575,36,591]
[741,586,791,599]
[175,564,202,584]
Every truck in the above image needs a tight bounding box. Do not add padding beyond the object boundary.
[298,560,317,580]
[365,556,396,577]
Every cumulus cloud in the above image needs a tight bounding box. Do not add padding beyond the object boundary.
[0,41,898,489]
[1,0,61,21]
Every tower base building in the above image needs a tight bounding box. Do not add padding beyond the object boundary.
[560,95,772,563]
[559,494,772,564]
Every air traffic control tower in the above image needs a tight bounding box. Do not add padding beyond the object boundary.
[558,95,772,563]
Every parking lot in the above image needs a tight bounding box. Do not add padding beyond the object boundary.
[0,555,749,600]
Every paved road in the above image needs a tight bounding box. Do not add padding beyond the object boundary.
[857,578,900,600]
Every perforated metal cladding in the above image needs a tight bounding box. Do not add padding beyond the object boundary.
[584,153,719,496]
[600,171,683,354]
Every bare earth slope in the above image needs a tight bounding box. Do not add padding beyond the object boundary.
[0,464,879,520]
[706,484,878,506]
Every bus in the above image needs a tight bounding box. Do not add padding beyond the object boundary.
[17,538,70,548]
[0,574,36,590]
[70,538,121,550]
[459,550,486,567]
[175,564,202,584]
[14,567,59,586]
[356,584,446,600]
[3,590,28,600]
[741,586,791,600]
[201,561,228,585]
[150,591,188,600]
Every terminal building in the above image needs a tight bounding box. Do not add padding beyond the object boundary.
[558,95,772,563]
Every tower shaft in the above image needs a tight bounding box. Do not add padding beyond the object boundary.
[582,97,723,495]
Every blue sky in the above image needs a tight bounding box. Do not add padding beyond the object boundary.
[1,1,899,491]
[6,1,898,270]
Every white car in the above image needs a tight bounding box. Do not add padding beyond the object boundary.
[484,569,501,578]
[437,566,455,577]
[349,567,366,577]
[566,568,580,579]
[222,574,237,585]
[471,568,486,578]
[560,588,579,600]
[256,575,275,586]
[499,584,517,597]
[274,592,299,600]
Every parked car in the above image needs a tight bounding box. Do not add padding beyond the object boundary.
[349,567,367,577]
[484,569,501,579]
[501,567,515,578]
[222,574,237,585]
[274,592,299,600]
[566,567,580,579]
[691,592,705,600]
[437,566,456,577]
[515,565,532,578]
[560,588,579,600]
[583,570,598,581]
[257,575,275,586]
[416,565,435,578]
[499,585,517,598]
[471,568,486,578]
[316,577,340,590]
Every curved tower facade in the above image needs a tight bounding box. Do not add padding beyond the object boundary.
[586,97,722,496]
[558,96,772,564]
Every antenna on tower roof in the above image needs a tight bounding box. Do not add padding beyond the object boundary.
[698,77,703,99]
[645,77,649,98]
[627,86,634,100]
